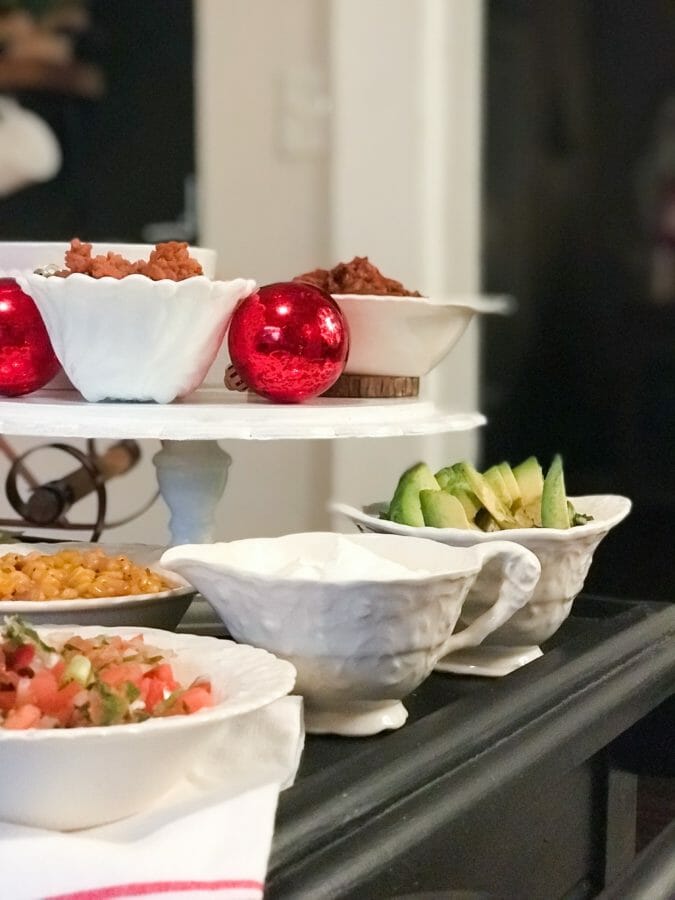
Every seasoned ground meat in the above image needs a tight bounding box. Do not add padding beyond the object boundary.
[59,239,203,281]
[294,256,422,296]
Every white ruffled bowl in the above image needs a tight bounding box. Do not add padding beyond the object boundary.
[16,271,256,402]
[332,495,632,670]
[0,623,296,830]
[160,532,540,736]
[333,295,509,377]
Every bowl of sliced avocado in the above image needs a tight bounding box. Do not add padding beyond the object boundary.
[332,455,631,673]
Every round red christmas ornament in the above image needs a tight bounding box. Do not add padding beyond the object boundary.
[0,278,60,397]
[227,281,349,403]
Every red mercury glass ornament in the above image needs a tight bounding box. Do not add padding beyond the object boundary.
[0,279,60,397]
[227,281,349,402]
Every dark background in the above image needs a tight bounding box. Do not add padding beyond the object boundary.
[0,0,195,242]
[482,0,675,600]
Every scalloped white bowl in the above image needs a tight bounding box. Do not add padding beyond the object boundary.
[331,494,632,647]
[16,271,256,402]
[0,623,296,830]
[160,532,541,735]
[0,542,196,630]
[332,294,507,377]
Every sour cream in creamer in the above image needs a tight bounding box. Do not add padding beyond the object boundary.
[272,535,428,581]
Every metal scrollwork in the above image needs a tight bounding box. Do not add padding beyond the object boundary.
[0,438,158,542]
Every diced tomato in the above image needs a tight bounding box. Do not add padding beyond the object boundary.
[5,644,35,672]
[15,675,33,706]
[147,663,178,691]
[0,669,19,689]
[99,663,144,689]
[173,684,213,716]
[25,669,81,724]
[52,659,66,680]
[0,625,211,730]
[0,687,16,711]
[23,668,59,709]
[4,703,41,729]
[141,675,166,713]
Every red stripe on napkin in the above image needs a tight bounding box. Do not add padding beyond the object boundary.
[48,880,264,899]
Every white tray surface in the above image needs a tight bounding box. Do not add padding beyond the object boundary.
[0,387,485,441]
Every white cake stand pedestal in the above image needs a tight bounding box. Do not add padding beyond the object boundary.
[152,441,232,545]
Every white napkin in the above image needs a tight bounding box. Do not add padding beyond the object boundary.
[0,695,304,900]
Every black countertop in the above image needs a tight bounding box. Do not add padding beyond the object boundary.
[267,595,675,899]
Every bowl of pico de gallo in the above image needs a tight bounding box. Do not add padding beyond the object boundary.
[0,617,296,830]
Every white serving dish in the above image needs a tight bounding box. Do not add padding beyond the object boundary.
[16,270,256,403]
[0,624,296,830]
[0,242,216,278]
[161,532,540,736]
[0,542,195,630]
[331,495,632,675]
[333,294,508,377]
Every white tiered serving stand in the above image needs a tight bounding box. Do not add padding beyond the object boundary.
[0,385,485,545]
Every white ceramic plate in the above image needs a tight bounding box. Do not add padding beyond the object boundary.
[0,542,196,630]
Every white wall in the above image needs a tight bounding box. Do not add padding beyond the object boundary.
[195,0,333,540]
[328,0,485,513]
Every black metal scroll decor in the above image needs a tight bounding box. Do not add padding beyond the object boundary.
[0,438,158,542]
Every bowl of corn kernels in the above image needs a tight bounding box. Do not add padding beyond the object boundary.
[0,542,196,629]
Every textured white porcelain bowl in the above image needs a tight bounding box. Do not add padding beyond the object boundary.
[0,623,296,830]
[333,295,506,377]
[0,242,217,278]
[161,533,540,735]
[332,495,632,651]
[0,542,195,630]
[16,270,256,402]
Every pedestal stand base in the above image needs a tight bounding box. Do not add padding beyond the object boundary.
[304,700,408,736]
[153,440,232,545]
[435,644,543,678]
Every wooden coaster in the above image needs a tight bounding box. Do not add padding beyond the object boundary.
[322,374,419,399]
[224,365,248,392]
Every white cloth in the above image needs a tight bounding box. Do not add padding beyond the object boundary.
[0,97,62,197]
[0,695,304,900]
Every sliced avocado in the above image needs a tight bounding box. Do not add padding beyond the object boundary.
[387,462,440,527]
[567,499,593,527]
[541,454,570,529]
[452,462,517,528]
[497,462,522,508]
[475,507,501,532]
[484,465,513,506]
[420,490,475,529]
[436,466,482,522]
[435,467,458,491]
[451,486,482,522]
[484,463,533,527]
[513,456,544,526]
